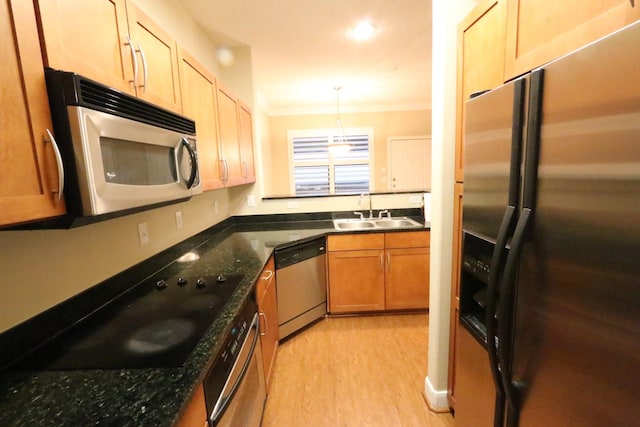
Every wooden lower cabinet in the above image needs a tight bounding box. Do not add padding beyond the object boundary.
[327,231,430,314]
[385,247,430,310]
[175,384,208,427]
[256,257,278,392]
[448,182,464,409]
[328,249,386,313]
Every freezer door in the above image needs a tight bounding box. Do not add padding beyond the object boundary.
[512,22,640,427]
[463,79,525,241]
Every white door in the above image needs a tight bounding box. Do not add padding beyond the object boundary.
[388,136,431,191]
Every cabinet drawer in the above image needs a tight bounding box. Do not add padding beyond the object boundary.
[328,233,385,251]
[385,231,430,249]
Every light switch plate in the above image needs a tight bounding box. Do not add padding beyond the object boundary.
[138,222,149,245]
[175,211,183,230]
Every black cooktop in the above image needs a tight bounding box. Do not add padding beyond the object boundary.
[15,273,244,370]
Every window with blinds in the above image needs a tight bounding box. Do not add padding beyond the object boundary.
[289,129,373,196]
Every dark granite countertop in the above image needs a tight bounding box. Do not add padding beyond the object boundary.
[0,214,429,426]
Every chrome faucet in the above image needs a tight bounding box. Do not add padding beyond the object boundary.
[359,192,373,219]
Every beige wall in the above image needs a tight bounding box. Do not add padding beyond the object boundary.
[265,110,431,196]
[0,190,233,333]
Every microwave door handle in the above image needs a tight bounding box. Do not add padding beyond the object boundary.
[45,129,64,202]
[126,36,138,87]
[181,138,198,189]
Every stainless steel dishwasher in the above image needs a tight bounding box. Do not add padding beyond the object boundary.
[274,236,327,339]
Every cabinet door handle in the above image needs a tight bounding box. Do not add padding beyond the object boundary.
[259,311,267,336]
[224,159,229,180]
[379,253,384,272]
[263,270,274,281]
[242,160,248,178]
[136,43,148,93]
[387,252,391,271]
[125,36,138,87]
[45,129,64,202]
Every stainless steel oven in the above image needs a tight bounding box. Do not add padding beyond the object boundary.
[204,299,266,427]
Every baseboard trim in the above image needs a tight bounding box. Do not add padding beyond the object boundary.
[424,376,451,413]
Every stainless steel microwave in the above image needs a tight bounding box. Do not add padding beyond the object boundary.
[45,70,200,222]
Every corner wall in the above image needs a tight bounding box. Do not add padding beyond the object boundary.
[426,0,480,410]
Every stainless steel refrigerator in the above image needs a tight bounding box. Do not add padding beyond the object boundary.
[455,21,640,427]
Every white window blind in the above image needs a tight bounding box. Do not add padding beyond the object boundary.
[289,129,373,196]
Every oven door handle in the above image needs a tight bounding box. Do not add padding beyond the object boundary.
[210,313,260,423]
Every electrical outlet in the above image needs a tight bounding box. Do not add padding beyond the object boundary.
[175,211,183,230]
[214,200,219,214]
[409,195,422,204]
[247,195,256,207]
[287,201,299,209]
[138,222,149,245]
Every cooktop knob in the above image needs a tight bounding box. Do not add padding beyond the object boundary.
[156,279,168,290]
[216,274,227,282]
[177,277,188,286]
[196,278,206,288]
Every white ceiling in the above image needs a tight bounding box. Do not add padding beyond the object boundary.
[179,0,433,115]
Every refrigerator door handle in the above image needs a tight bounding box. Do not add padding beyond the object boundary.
[497,207,533,423]
[522,70,544,210]
[486,205,516,424]
[486,76,527,427]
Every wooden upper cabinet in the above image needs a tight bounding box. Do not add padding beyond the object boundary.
[35,0,182,113]
[216,83,244,186]
[504,0,640,80]
[126,4,182,112]
[35,0,135,95]
[455,0,507,183]
[238,102,256,184]
[177,48,224,191]
[1,0,66,227]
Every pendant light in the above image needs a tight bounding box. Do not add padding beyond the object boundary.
[329,86,351,155]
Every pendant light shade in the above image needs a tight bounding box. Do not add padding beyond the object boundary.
[330,86,351,155]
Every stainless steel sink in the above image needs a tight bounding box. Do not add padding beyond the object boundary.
[373,218,420,228]
[333,219,377,230]
[333,217,422,231]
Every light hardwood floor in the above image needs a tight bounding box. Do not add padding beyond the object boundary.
[262,313,454,427]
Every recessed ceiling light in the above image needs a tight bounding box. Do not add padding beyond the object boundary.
[352,22,376,41]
